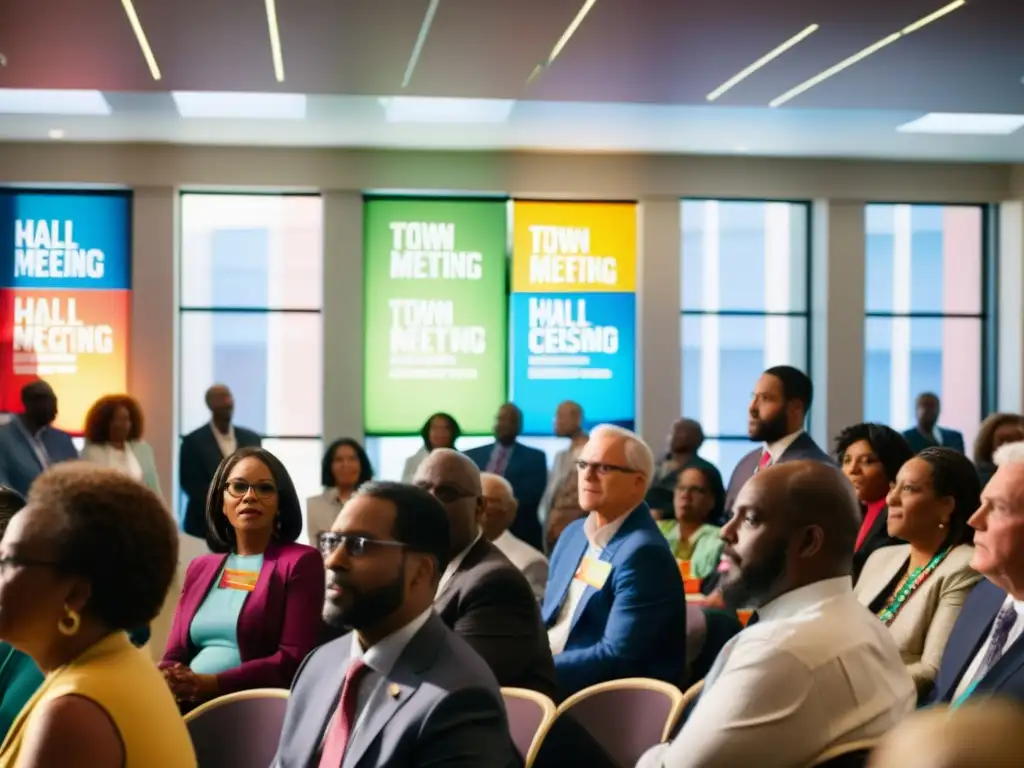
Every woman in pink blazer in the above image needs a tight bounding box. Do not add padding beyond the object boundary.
[161,447,325,707]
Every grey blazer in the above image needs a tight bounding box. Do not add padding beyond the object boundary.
[272,613,521,768]
[723,432,834,521]
[853,543,981,697]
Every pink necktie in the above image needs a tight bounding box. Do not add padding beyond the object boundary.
[756,450,772,473]
[318,659,368,768]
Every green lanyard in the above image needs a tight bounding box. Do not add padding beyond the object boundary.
[877,548,951,626]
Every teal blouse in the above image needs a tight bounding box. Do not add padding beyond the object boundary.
[0,642,44,740]
[189,553,264,675]
[657,522,724,580]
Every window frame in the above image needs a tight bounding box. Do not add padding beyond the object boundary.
[679,197,814,453]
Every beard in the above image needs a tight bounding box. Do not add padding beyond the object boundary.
[749,410,789,443]
[323,564,406,631]
[720,539,788,610]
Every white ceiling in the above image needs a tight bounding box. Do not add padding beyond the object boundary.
[2,94,1024,162]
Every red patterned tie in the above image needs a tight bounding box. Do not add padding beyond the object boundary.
[756,450,772,473]
[318,659,368,768]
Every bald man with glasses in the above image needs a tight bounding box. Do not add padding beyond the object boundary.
[414,449,559,702]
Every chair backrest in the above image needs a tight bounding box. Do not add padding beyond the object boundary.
[808,739,878,768]
[185,688,290,768]
[501,687,556,767]
[554,678,684,767]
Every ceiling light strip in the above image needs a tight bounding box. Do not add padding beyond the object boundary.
[265,0,285,82]
[528,0,598,84]
[120,0,162,80]
[402,0,442,88]
[769,0,965,107]
[707,24,819,101]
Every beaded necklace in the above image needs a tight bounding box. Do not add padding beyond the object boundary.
[877,547,951,626]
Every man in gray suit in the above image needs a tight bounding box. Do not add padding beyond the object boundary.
[722,366,833,522]
[272,481,519,768]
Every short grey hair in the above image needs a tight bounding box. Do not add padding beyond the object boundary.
[588,424,655,489]
[480,472,515,501]
[994,441,1024,467]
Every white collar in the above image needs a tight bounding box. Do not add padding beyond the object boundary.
[492,530,513,548]
[764,430,804,461]
[756,576,852,623]
[348,607,433,676]
[583,506,634,551]
[210,421,235,440]
[436,532,482,596]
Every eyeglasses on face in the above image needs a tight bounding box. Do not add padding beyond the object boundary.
[317,532,408,558]
[575,459,637,476]
[224,480,278,500]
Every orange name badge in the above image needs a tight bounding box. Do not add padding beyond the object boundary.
[574,556,612,590]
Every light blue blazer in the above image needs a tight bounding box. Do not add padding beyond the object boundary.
[0,420,78,497]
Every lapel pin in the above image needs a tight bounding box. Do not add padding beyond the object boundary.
[388,683,401,700]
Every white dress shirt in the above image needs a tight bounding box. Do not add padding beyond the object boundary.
[343,608,434,740]
[493,530,549,602]
[637,577,916,768]
[547,510,630,655]
[436,533,482,598]
[952,595,1024,699]
[210,422,237,458]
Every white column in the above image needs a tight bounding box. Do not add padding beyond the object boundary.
[998,201,1024,412]
[810,200,866,449]
[637,198,681,451]
[321,191,365,442]
[890,205,913,429]
[129,188,177,501]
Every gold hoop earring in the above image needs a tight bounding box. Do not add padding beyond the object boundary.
[57,605,81,637]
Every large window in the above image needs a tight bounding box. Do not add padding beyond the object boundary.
[178,194,324,535]
[681,200,810,481]
[864,204,987,449]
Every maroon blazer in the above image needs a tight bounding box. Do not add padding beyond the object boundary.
[161,541,325,694]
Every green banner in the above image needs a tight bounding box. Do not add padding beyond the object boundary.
[364,198,508,434]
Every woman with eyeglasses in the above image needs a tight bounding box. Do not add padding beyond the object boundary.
[160,447,324,709]
[0,464,194,767]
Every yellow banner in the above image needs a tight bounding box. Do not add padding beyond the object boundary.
[512,201,637,293]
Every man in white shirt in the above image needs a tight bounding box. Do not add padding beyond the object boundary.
[929,441,1024,706]
[638,460,915,768]
[538,401,588,551]
[481,472,548,602]
[272,480,518,768]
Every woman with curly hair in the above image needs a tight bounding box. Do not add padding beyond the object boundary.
[973,412,1024,487]
[835,422,916,581]
[80,395,161,496]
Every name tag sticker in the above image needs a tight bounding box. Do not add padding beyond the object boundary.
[575,556,612,589]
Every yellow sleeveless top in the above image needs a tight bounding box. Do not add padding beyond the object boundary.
[0,632,196,767]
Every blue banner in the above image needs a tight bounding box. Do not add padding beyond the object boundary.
[510,292,636,434]
[0,192,131,290]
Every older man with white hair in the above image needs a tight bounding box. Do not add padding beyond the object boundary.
[542,424,686,696]
[481,472,548,602]
[929,440,1024,705]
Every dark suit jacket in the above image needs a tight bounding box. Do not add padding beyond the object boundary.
[723,432,834,523]
[179,423,261,537]
[930,579,1024,705]
[543,503,687,696]
[0,420,78,497]
[434,537,559,702]
[464,442,547,550]
[161,541,325,693]
[902,426,965,455]
[852,504,902,583]
[272,613,520,768]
